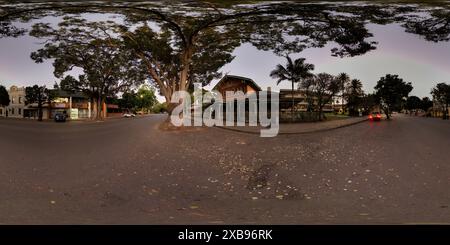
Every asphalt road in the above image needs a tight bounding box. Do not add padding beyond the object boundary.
[0,114,449,224]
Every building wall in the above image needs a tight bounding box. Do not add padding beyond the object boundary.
[279,89,333,112]
[216,78,247,98]
[215,77,261,99]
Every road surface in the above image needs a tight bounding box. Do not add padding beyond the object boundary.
[0,114,449,224]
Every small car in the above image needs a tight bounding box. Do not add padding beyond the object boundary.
[54,113,67,122]
[369,112,382,121]
[123,113,136,118]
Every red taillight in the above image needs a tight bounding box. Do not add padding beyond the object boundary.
[369,115,373,119]
[376,114,381,118]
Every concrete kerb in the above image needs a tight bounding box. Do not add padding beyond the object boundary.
[214,117,369,136]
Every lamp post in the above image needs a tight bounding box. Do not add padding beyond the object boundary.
[140,94,144,114]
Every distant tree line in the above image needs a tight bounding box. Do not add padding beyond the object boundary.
[431,83,450,119]
[4,1,450,120]
[0,84,10,107]
[270,56,448,121]
[19,82,160,122]
[117,85,158,114]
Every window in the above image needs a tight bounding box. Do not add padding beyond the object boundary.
[0,108,2,115]
[19,97,22,104]
[11,97,15,104]
[18,108,21,115]
[11,108,15,115]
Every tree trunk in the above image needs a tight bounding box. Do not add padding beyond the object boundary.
[291,81,294,122]
[102,97,107,119]
[318,106,323,121]
[445,104,448,120]
[96,97,103,120]
[92,97,98,120]
[342,83,345,112]
[166,102,178,114]
[38,102,43,121]
[385,107,391,120]
[444,104,449,120]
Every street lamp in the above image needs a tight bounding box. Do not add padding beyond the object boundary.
[140,94,144,114]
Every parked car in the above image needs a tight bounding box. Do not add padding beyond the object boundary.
[123,113,136,118]
[369,111,382,121]
[54,113,67,122]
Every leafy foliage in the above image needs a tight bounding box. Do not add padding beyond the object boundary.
[136,86,157,113]
[2,1,450,112]
[345,79,364,116]
[361,93,379,114]
[118,86,157,113]
[270,56,314,120]
[374,74,413,119]
[0,1,425,109]
[25,85,52,121]
[119,91,138,111]
[29,17,146,119]
[0,85,10,107]
[304,73,341,120]
[336,72,350,106]
[421,97,434,112]
[152,102,167,114]
[406,95,422,111]
[431,82,450,119]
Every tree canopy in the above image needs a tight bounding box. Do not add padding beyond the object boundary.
[25,85,52,121]
[29,17,147,119]
[1,1,450,113]
[304,73,341,120]
[271,56,314,120]
[345,79,364,116]
[374,74,413,119]
[0,84,10,107]
[406,95,422,112]
[431,82,450,119]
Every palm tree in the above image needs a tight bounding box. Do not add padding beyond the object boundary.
[345,78,364,116]
[270,56,314,121]
[336,72,350,112]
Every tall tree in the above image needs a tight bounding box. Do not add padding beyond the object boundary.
[59,75,79,93]
[119,91,138,112]
[136,86,157,114]
[421,96,433,112]
[374,74,413,120]
[336,72,350,111]
[270,56,314,121]
[30,17,146,120]
[25,85,52,121]
[0,85,10,107]
[119,3,382,112]
[361,93,379,114]
[344,78,364,116]
[300,76,316,113]
[431,83,450,120]
[405,95,422,113]
[2,2,447,114]
[306,73,341,121]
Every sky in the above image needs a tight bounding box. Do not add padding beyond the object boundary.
[1,14,450,102]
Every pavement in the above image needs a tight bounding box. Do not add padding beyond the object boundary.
[0,113,449,224]
[216,116,368,134]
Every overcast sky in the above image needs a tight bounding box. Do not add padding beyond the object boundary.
[1,15,450,102]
